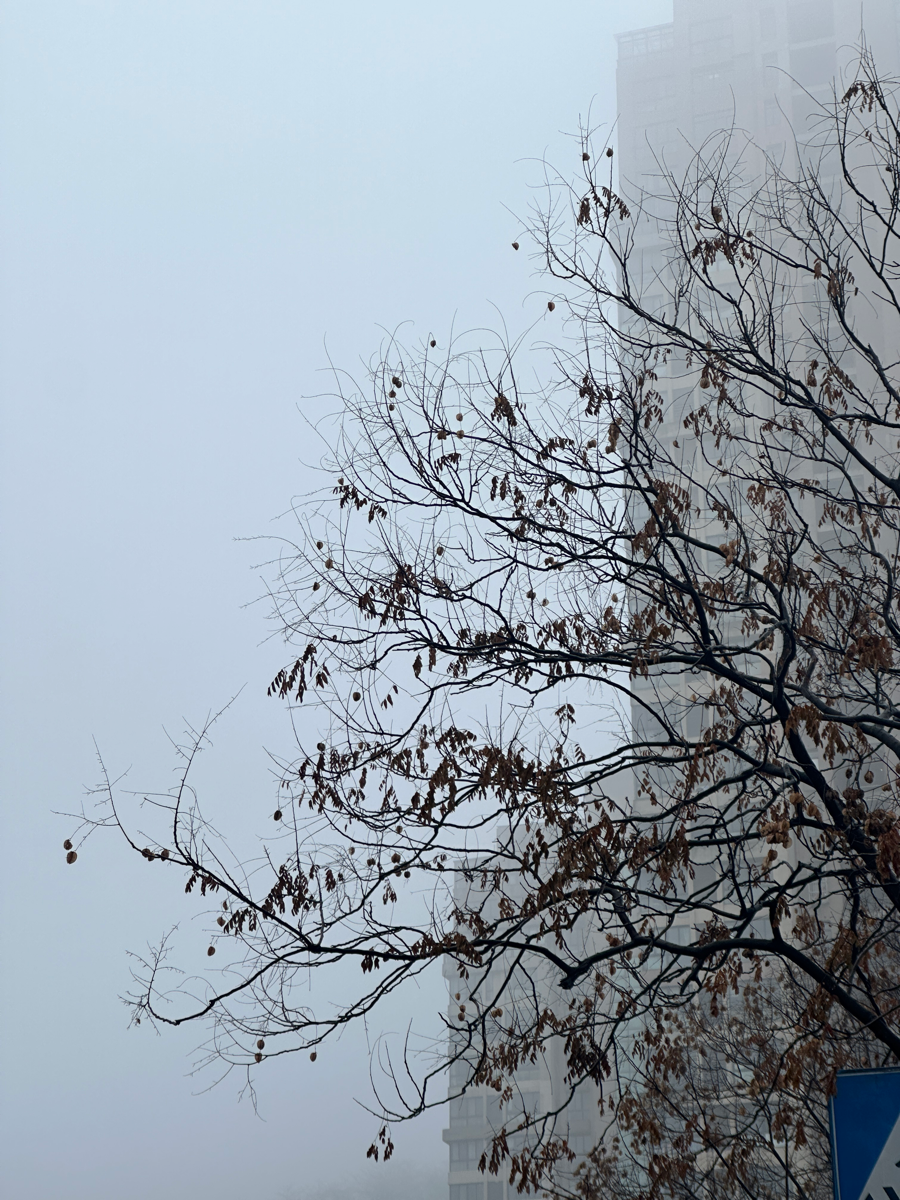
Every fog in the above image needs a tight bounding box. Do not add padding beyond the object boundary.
[0,2,671,1197]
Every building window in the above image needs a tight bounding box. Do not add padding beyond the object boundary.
[450,1095,485,1126]
[450,1141,485,1172]
[693,109,734,140]
[765,98,781,127]
[618,24,674,58]
[568,1135,595,1156]
[568,1087,594,1118]
[789,43,837,90]
[787,0,834,44]
[451,1186,484,1200]
[514,1059,541,1081]
[690,17,732,59]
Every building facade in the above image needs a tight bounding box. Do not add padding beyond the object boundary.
[443,5,900,1199]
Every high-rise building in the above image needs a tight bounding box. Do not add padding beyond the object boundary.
[443,6,900,1199]
[616,0,900,189]
[616,0,900,808]
[442,870,606,1200]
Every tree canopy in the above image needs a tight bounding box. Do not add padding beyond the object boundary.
[74,52,900,1200]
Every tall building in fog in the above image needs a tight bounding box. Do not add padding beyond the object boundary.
[616,0,900,187]
[616,0,900,805]
[443,6,900,1200]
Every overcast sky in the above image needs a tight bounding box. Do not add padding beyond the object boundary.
[0,3,672,1197]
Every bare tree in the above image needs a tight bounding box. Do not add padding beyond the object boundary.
[72,50,900,1200]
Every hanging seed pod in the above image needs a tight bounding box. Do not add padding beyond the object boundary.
[66,850,77,864]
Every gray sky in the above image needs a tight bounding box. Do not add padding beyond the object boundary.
[0,2,671,1197]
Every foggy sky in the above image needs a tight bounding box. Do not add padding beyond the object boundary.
[0,3,672,1197]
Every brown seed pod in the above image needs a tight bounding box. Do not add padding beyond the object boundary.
[391,376,402,388]
[312,581,320,591]
[436,546,444,555]
[865,770,875,783]
[352,691,361,701]
[388,389,396,399]
[160,848,169,860]
[217,917,225,927]
[547,301,555,312]
[257,1039,265,1050]
[511,241,519,250]
[582,152,590,161]
[430,339,436,347]
[325,558,333,569]
[66,850,77,864]
[309,1051,317,1062]
[316,742,326,751]
[255,1052,263,1063]
[63,839,73,851]
[274,809,282,821]
[316,540,323,549]
[207,946,216,956]
[606,147,613,157]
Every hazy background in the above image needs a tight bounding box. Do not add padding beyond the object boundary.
[0,3,671,1197]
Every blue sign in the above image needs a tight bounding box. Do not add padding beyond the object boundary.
[831,1069,900,1200]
